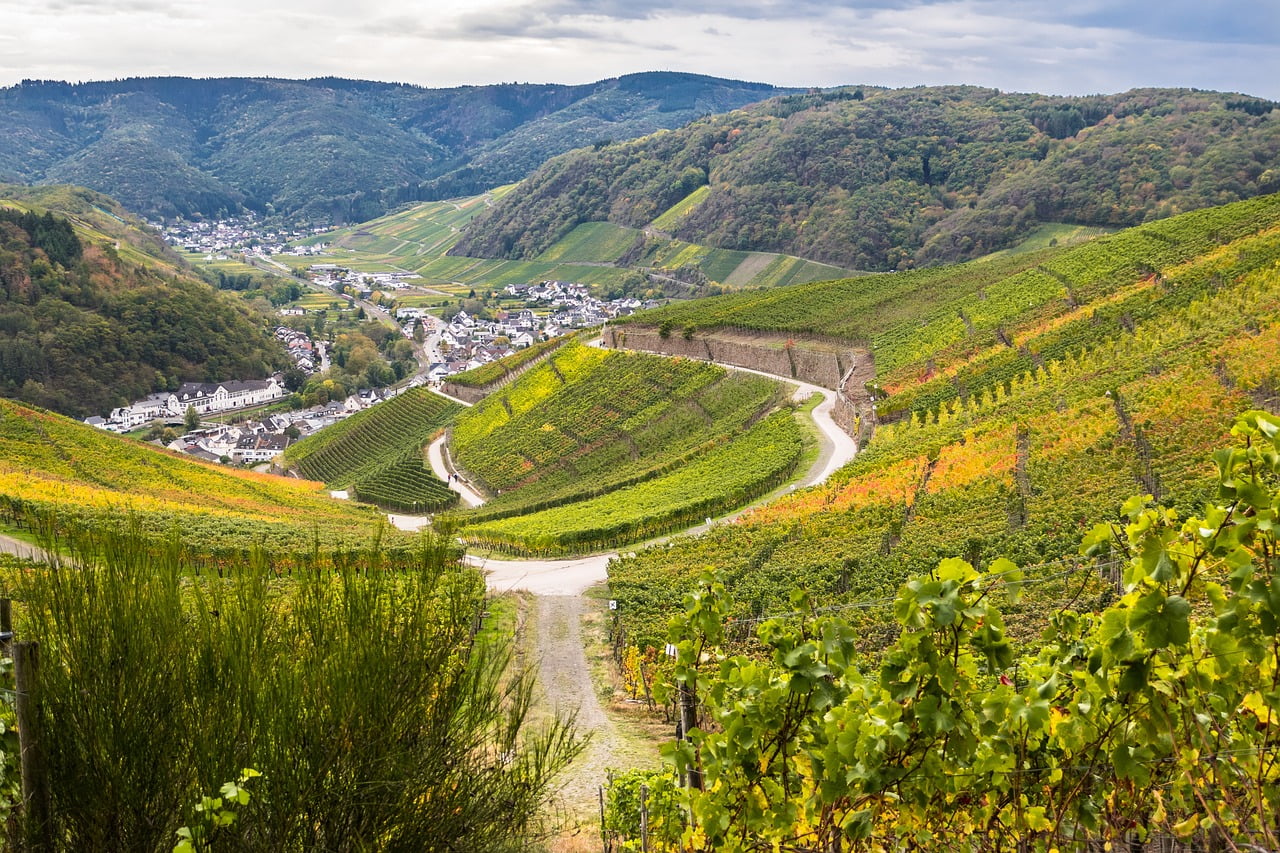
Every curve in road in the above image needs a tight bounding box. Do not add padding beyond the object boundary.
[426,435,486,508]
[463,367,860,595]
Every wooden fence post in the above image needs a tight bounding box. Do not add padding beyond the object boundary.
[598,784,608,853]
[679,680,702,790]
[639,783,649,853]
[14,641,52,853]
[0,598,11,655]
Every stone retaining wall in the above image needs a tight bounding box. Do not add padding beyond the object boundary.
[606,325,877,442]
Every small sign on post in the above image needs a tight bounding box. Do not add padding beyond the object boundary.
[608,599,617,611]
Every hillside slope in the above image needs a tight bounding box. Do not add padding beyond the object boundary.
[282,387,461,513]
[453,86,1280,270]
[0,73,791,222]
[607,194,1280,650]
[444,340,802,555]
[0,185,284,418]
[0,398,391,549]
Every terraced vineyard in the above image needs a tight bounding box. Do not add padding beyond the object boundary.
[607,193,1280,652]
[446,339,798,553]
[622,194,1280,391]
[462,409,804,555]
[283,387,461,512]
[0,399,392,549]
[350,449,457,514]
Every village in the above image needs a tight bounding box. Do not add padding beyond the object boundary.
[411,280,660,382]
[122,218,663,469]
[157,214,327,258]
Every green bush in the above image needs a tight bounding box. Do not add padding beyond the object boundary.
[2,521,579,851]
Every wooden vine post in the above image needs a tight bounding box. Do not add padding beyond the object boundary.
[14,641,53,852]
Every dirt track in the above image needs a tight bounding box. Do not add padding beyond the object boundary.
[534,595,659,822]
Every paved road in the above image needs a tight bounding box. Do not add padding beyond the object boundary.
[426,436,486,508]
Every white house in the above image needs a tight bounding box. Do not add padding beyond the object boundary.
[232,433,290,464]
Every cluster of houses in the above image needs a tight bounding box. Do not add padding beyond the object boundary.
[405,281,662,382]
[310,264,421,296]
[159,215,325,257]
[171,387,403,465]
[275,326,327,374]
[87,384,410,467]
[418,308,538,382]
[90,378,289,431]
[504,280,659,327]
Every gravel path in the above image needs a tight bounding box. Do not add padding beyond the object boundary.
[0,533,45,562]
[468,370,860,596]
[534,595,658,820]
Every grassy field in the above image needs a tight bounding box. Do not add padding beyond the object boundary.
[977,222,1117,262]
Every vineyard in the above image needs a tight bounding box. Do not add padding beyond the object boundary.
[282,387,461,512]
[607,194,1280,653]
[0,398,393,549]
[460,409,805,556]
[534,221,641,263]
[621,193,1280,392]
[651,413,1280,849]
[449,339,785,515]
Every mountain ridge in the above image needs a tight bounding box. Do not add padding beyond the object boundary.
[451,85,1280,270]
[0,73,794,222]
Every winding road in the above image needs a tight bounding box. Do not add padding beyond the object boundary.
[421,362,860,596]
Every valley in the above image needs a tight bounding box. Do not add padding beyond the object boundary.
[0,72,1278,852]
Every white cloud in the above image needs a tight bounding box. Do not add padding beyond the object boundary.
[0,0,1273,98]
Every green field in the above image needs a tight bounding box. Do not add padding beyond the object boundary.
[650,184,711,231]
[300,188,854,295]
[977,221,1117,262]
[178,250,269,278]
[535,221,641,263]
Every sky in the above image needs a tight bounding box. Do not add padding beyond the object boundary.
[1,0,1277,99]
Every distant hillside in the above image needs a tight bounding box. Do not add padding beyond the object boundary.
[0,184,284,418]
[608,193,1280,650]
[453,86,1280,271]
[0,73,791,222]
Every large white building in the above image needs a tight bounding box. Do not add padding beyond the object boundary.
[106,378,286,428]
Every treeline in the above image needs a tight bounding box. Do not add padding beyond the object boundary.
[0,207,80,267]
[0,212,284,417]
[454,86,1280,271]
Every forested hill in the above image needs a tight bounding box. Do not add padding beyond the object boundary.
[0,73,790,222]
[452,86,1280,270]
[0,185,284,418]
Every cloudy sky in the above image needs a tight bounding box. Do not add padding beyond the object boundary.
[1,0,1276,98]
